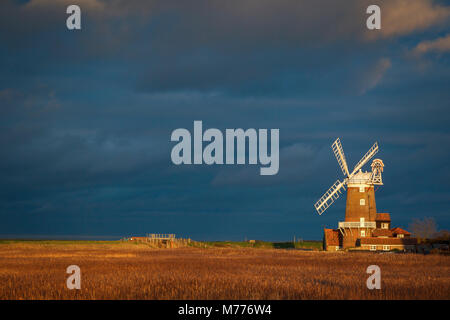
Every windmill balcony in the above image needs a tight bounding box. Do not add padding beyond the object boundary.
[338,221,376,228]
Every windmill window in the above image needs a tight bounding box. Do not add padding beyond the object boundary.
[382,245,390,251]
[370,245,376,251]
[360,199,365,205]
[381,223,388,229]
[360,186,365,192]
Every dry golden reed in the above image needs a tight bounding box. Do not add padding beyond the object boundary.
[0,242,448,300]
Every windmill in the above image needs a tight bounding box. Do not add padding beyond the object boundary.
[314,138,387,249]
[316,140,419,252]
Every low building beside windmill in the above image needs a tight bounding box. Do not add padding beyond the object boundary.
[323,229,341,251]
[324,213,417,252]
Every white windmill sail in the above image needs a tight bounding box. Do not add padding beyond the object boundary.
[332,138,350,177]
[314,180,346,215]
[350,142,378,177]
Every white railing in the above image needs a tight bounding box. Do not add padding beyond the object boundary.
[339,221,376,228]
[348,178,371,184]
[148,234,176,240]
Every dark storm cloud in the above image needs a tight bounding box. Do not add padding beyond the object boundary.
[0,0,449,240]
[1,0,448,95]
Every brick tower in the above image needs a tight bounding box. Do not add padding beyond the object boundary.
[340,170,378,248]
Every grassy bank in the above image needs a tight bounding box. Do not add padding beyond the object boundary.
[194,240,322,250]
[0,239,323,250]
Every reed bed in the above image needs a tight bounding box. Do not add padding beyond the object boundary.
[0,242,448,299]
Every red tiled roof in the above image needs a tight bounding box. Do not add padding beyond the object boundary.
[324,228,340,246]
[360,237,417,245]
[372,229,393,237]
[376,213,391,221]
[391,227,411,235]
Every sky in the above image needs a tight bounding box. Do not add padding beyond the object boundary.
[0,0,449,241]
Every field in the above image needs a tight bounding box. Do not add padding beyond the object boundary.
[0,241,449,300]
